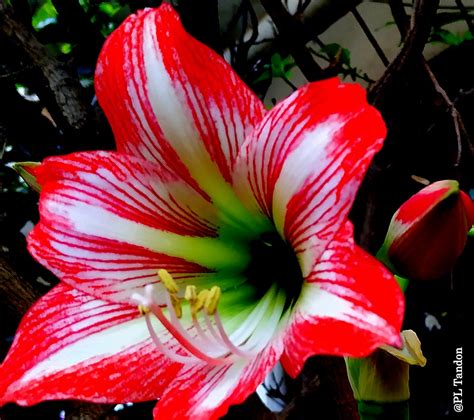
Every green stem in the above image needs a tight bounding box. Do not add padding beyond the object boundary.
[358,400,409,420]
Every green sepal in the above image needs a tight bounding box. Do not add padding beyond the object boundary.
[375,246,409,292]
[7,162,41,192]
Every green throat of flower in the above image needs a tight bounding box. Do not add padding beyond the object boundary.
[132,227,304,365]
[246,231,304,310]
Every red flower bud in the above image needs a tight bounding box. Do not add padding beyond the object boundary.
[380,180,474,281]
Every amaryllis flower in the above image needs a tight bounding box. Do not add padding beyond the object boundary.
[0,5,404,419]
[378,180,474,281]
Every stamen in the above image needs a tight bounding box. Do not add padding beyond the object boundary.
[202,308,225,344]
[149,294,229,365]
[158,269,179,294]
[192,289,208,316]
[138,305,150,316]
[184,285,197,302]
[133,284,227,364]
[144,313,197,364]
[207,311,255,358]
[204,286,221,315]
[170,294,183,319]
[191,311,227,351]
[184,286,227,349]
[132,270,285,366]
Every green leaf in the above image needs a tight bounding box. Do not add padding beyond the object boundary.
[340,48,351,66]
[98,1,121,17]
[321,43,340,59]
[78,0,90,12]
[253,69,272,84]
[432,29,464,46]
[59,43,73,54]
[270,53,295,79]
[46,42,73,56]
[463,31,473,41]
[32,0,58,31]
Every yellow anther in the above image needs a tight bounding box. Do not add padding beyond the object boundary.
[184,285,197,302]
[204,286,221,315]
[170,294,183,319]
[191,289,209,316]
[158,269,179,294]
[138,305,150,316]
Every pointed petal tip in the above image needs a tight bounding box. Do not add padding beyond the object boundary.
[125,3,178,21]
[430,179,460,192]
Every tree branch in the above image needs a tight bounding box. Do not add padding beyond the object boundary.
[260,0,323,82]
[0,256,42,328]
[354,0,441,250]
[388,0,410,37]
[351,7,389,67]
[0,3,94,143]
[368,0,440,107]
[387,0,472,169]
[455,0,474,34]
[278,357,358,420]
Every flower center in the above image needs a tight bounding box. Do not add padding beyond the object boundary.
[246,232,304,309]
[132,270,286,365]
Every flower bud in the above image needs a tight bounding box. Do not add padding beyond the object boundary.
[346,330,426,404]
[379,180,474,281]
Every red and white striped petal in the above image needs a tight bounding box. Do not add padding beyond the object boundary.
[233,78,387,275]
[280,222,404,378]
[153,344,283,420]
[35,151,218,236]
[95,4,265,217]
[0,284,180,406]
[28,151,249,303]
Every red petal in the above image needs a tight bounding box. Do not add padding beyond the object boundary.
[153,345,282,420]
[0,284,180,406]
[28,151,248,303]
[34,151,218,237]
[281,222,404,378]
[95,4,265,203]
[233,78,387,275]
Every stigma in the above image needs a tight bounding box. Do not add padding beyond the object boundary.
[132,269,286,365]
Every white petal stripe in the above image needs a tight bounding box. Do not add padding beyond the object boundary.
[40,193,250,271]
